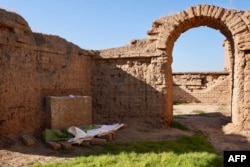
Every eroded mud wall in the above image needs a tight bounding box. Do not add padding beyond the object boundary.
[173,72,231,104]
[92,40,171,126]
[0,9,93,135]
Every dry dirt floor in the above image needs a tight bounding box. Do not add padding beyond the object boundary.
[1,103,250,166]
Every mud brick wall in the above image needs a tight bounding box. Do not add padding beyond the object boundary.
[243,51,250,129]
[173,72,231,104]
[2,4,250,134]
[146,4,250,129]
[92,42,169,125]
[0,9,93,135]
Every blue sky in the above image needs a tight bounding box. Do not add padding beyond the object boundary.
[0,1,249,72]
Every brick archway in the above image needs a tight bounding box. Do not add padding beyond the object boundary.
[147,5,250,130]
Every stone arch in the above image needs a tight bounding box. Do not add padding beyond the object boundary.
[147,5,250,130]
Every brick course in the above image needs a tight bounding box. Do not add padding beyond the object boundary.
[173,72,230,104]
[1,4,250,135]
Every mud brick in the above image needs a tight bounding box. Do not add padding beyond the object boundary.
[20,135,35,146]
[98,133,115,142]
[90,138,107,145]
[58,141,72,150]
[47,141,61,150]
[80,140,91,147]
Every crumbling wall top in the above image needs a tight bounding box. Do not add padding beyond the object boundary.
[96,39,165,59]
[0,8,31,32]
[0,8,96,56]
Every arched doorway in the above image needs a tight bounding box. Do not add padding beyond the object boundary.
[172,26,233,127]
[172,26,232,106]
[147,5,250,130]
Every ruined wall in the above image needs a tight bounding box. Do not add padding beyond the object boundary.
[173,72,231,104]
[2,4,250,134]
[0,9,94,135]
[146,5,250,130]
[92,40,170,126]
[242,50,250,129]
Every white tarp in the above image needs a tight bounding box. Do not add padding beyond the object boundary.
[67,123,124,144]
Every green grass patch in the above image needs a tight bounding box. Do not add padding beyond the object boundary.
[192,109,208,116]
[170,120,190,131]
[34,134,222,167]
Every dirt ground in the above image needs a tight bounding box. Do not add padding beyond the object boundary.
[1,103,250,167]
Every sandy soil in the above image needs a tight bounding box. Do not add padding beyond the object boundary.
[1,103,250,167]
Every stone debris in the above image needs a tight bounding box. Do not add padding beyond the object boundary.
[46,132,116,150]
[47,141,61,150]
[97,132,115,142]
[44,123,123,150]
[58,141,72,150]
[20,135,35,146]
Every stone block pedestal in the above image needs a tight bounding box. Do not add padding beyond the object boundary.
[46,95,92,129]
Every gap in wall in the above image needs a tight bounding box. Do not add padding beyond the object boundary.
[172,26,232,118]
